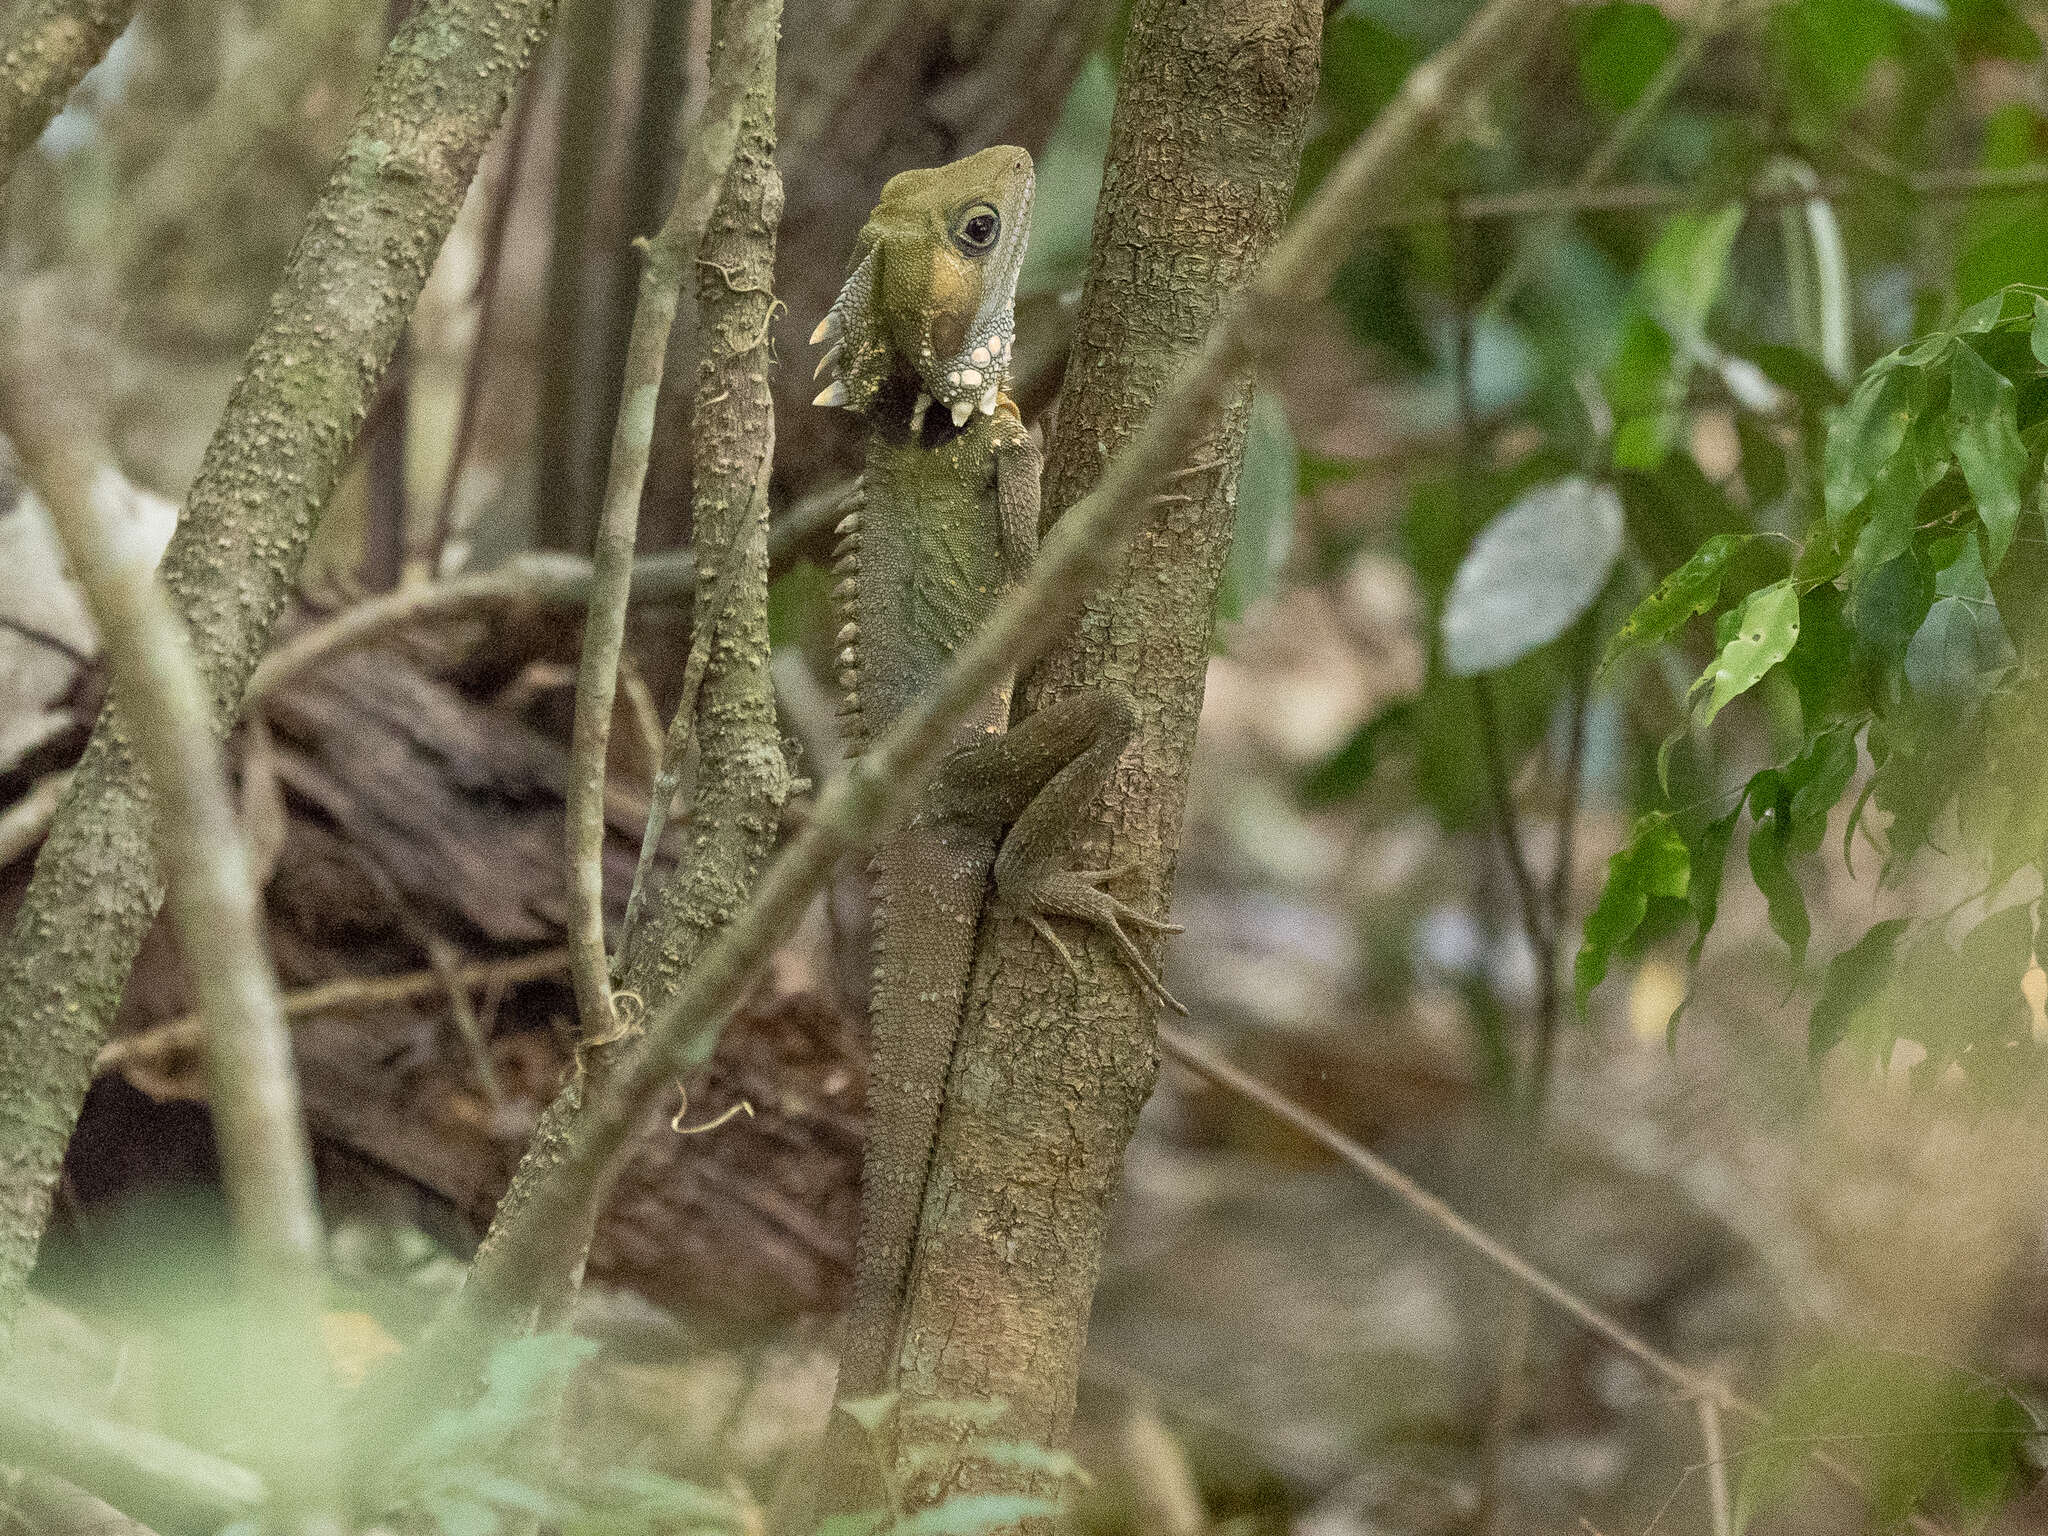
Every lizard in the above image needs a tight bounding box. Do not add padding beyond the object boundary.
[806,144,1187,1505]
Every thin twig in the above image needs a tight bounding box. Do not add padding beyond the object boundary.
[1365,162,2048,230]
[565,144,714,1048]
[241,482,848,706]
[1698,1396,1732,1536]
[94,947,571,1079]
[0,359,336,1518]
[0,769,68,868]
[1154,1027,1953,1536]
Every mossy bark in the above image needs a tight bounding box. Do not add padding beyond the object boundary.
[0,0,137,181]
[893,0,1322,1480]
[0,0,560,1340]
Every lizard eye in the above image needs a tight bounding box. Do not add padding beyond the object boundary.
[953,204,1001,255]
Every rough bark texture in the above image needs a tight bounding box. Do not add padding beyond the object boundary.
[438,0,787,1342]
[894,0,1323,1480]
[0,0,136,182]
[0,0,559,1340]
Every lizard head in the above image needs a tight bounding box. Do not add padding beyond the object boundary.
[811,145,1034,433]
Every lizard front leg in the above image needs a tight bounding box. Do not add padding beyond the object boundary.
[927,689,1187,1013]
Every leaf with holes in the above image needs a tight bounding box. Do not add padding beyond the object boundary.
[1691,580,1801,728]
[1599,533,1753,676]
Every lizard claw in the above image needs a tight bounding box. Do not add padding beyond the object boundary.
[1015,865,1188,1016]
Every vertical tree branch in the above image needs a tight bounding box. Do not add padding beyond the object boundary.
[532,0,620,553]
[888,0,1323,1478]
[0,0,136,183]
[564,110,728,1050]
[0,0,561,1343]
[0,357,334,1520]
[369,0,785,1428]
[897,0,1567,1488]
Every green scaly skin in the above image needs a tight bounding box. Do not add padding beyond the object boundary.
[808,146,1185,1508]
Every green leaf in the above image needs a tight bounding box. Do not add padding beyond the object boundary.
[1904,539,2013,703]
[1598,533,1752,676]
[1668,805,1740,1047]
[1746,774,1811,966]
[1639,204,1745,348]
[1440,476,1623,675]
[816,1515,888,1536]
[1946,341,2029,571]
[1299,702,1413,806]
[1571,1,1680,112]
[1823,363,1920,523]
[1807,918,1909,1058]
[1217,391,1297,623]
[894,1495,1062,1536]
[1690,580,1800,728]
[1575,813,1690,1010]
[2030,293,2048,366]
[1787,722,1862,856]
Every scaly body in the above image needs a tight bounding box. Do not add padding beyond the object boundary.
[809,147,1183,1506]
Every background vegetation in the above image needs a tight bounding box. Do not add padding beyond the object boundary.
[5,0,2048,1532]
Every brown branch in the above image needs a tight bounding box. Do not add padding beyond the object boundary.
[0,0,136,183]
[241,482,847,706]
[564,102,732,1048]
[0,0,563,1343]
[94,947,572,1080]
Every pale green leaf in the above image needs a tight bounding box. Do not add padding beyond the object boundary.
[1690,580,1801,728]
[1440,476,1623,675]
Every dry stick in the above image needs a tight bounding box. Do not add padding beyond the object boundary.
[1365,163,2048,230]
[0,0,561,1344]
[0,386,337,1521]
[95,947,572,1079]
[1698,1397,1733,1536]
[0,0,137,181]
[433,0,1580,1371]
[565,156,716,1048]
[241,483,846,705]
[1154,1027,1954,1536]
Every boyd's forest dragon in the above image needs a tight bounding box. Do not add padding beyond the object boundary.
[808,144,1186,1501]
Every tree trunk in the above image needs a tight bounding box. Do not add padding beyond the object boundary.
[0,0,561,1342]
[893,0,1323,1480]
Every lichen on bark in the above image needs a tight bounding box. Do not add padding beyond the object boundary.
[0,0,562,1341]
[0,0,138,182]
[893,0,1324,1485]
